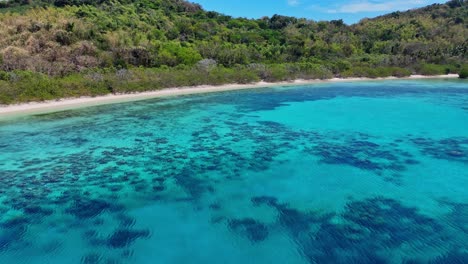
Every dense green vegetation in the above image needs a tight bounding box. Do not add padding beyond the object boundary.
[460,65,468,78]
[0,0,466,103]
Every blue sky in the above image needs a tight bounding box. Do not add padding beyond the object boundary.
[191,0,447,24]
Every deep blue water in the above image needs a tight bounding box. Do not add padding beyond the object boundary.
[0,79,467,263]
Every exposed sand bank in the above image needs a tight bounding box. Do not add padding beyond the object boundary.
[0,74,460,119]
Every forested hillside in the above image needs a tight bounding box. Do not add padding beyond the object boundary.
[0,0,466,103]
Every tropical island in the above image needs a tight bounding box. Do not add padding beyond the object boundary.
[0,0,466,105]
[1,1,468,263]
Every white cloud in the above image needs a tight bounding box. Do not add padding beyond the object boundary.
[326,0,428,13]
[287,0,300,7]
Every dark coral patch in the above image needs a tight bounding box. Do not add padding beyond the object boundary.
[249,195,447,263]
[81,253,103,264]
[116,214,136,228]
[251,196,324,236]
[174,169,207,198]
[228,218,269,242]
[251,196,278,207]
[66,199,111,219]
[23,206,54,217]
[209,203,221,210]
[0,225,28,251]
[429,250,468,264]
[410,137,468,163]
[153,138,169,144]
[152,185,165,192]
[1,216,29,229]
[342,197,442,247]
[305,135,414,176]
[107,229,150,248]
[276,206,322,236]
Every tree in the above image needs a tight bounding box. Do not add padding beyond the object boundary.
[459,65,468,79]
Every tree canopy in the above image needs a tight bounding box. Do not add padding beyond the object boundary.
[0,0,466,103]
[0,0,466,75]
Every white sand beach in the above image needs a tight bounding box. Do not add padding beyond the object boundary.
[0,74,460,119]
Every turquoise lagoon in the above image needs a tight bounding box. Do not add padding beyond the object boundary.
[0,79,467,263]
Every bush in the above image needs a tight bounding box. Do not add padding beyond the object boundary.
[292,63,333,80]
[264,64,289,82]
[0,70,10,81]
[340,66,411,78]
[341,67,378,78]
[196,59,217,72]
[376,67,412,78]
[231,66,261,84]
[389,67,412,77]
[459,65,468,79]
[419,64,449,75]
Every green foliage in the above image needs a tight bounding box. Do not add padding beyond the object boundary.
[389,67,412,77]
[459,65,468,79]
[0,70,10,81]
[265,64,290,82]
[341,66,412,78]
[0,0,466,104]
[418,64,452,75]
[157,42,202,66]
[1,0,466,75]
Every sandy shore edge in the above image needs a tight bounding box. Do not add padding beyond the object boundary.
[0,74,460,119]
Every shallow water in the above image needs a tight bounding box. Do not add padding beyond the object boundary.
[0,79,467,264]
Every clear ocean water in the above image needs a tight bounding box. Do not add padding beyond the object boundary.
[0,79,467,264]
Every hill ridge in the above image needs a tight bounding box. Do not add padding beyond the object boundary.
[0,0,466,103]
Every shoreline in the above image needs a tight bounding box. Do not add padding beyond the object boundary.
[0,74,460,119]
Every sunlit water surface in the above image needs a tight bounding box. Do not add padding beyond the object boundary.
[0,79,467,263]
